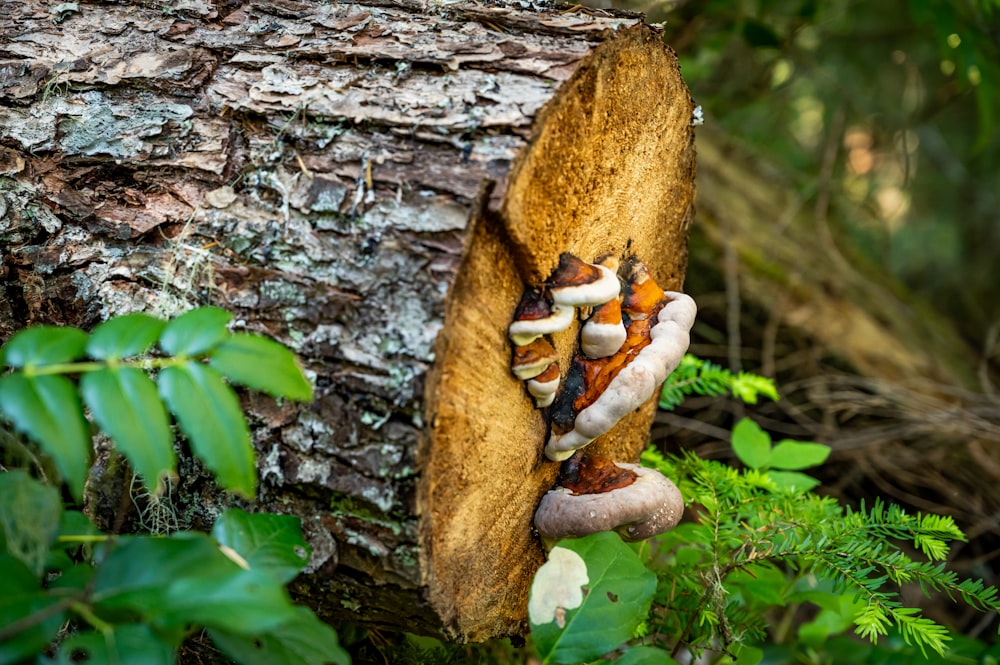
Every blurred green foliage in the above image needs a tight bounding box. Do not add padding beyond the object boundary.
[647,0,999,342]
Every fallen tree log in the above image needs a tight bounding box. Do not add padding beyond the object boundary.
[0,0,696,641]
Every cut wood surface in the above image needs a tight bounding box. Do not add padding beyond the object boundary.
[0,0,696,640]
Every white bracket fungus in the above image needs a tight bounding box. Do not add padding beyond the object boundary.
[534,458,684,545]
[505,253,692,549]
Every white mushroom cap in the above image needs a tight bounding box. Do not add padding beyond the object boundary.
[545,292,696,461]
[512,338,558,381]
[534,463,684,544]
[509,303,574,346]
[526,363,560,408]
[548,254,622,308]
[580,299,627,358]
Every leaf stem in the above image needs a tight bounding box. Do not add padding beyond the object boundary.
[23,355,196,377]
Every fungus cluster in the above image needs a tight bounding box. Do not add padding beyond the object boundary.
[507,253,695,546]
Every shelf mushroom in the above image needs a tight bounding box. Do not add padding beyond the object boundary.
[548,253,621,308]
[545,260,697,461]
[533,454,684,548]
[508,289,575,346]
[511,337,558,381]
[580,297,627,359]
[526,363,560,408]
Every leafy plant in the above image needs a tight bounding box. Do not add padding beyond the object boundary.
[658,355,778,410]
[529,533,657,664]
[0,308,312,499]
[529,357,1000,664]
[0,309,348,665]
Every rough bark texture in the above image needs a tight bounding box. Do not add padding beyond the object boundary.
[0,0,695,641]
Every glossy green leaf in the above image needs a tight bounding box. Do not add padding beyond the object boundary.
[81,366,175,494]
[211,509,309,584]
[159,307,232,356]
[530,532,656,664]
[767,470,822,493]
[733,644,764,665]
[0,471,62,576]
[158,361,255,497]
[614,646,679,665]
[209,334,313,402]
[731,418,772,470]
[0,326,88,368]
[768,440,831,470]
[0,554,67,665]
[93,534,297,634]
[208,606,350,665]
[87,313,166,360]
[54,625,177,665]
[0,373,90,499]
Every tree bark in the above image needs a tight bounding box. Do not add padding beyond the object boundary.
[0,0,696,641]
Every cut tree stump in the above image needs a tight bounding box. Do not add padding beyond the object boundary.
[0,1,696,640]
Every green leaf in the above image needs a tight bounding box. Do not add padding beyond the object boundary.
[731,418,771,470]
[0,373,90,499]
[729,563,789,609]
[211,509,309,584]
[159,307,232,356]
[530,532,656,664]
[733,644,764,665]
[0,554,67,665]
[208,606,350,665]
[209,334,313,402]
[158,361,256,498]
[766,470,821,493]
[0,471,62,576]
[1,326,88,367]
[53,624,178,665]
[54,511,102,552]
[614,646,679,665]
[768,440,831,470]
[93,534,297,634]
[87,313,166,360]
[80,367,176,494]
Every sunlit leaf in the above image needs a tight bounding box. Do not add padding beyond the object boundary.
[731,418,771,470]
[159,307,232,356]
[81,367,175,494]
[768,440,831,470]
[0,373,90,499]
[530,532,656,664]
[767,470,822,493]
[1,326,88,367]
[212,509,309,584]
[209,334,313,402]
[87,313,166,360]
[158,361,255,497]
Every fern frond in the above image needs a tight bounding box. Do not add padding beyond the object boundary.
[659,355,779,410]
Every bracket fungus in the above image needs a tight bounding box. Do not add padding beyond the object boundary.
[526,363,560,408]
[505,253,693,551]
[545,261,696,462]
[580,297,627,359]
[548,253,622,308]
[533,454,684,547]
[508,289,575,346]
[511,337,558,381]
